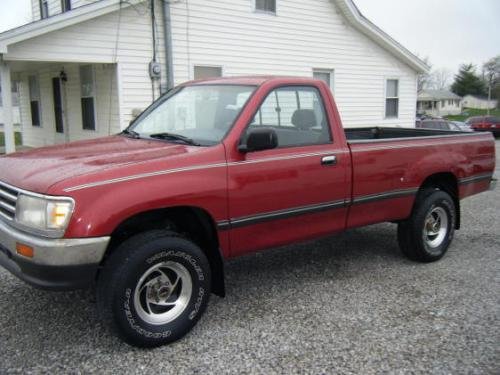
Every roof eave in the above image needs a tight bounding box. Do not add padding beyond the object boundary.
[0,0,132,54]
[334,0,430,74]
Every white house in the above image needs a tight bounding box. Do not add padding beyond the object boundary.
[0,0,428,153]
[462,95,498,110]
[417,89,462,117]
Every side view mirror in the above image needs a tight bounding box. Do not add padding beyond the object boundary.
[238,128,278,153]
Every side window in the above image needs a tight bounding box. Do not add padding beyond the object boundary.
[256,0,276,13]
[313,69,334,91]
[248,86,332,148]
[385,79,399,118]
[29,75,41,127]
[40,0,49,19]
[79,65,96,131]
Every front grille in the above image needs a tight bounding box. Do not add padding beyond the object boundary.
[0,181,19,221]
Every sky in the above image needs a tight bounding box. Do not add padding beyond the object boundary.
[0,0,499,75]
[355,0,500,74]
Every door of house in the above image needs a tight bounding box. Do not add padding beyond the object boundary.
[52,77,65,140]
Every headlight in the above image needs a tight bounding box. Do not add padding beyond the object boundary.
[15,194,74,237]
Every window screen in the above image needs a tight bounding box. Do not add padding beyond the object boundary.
[385,79,399,118]
[313,70,334,90]
[79,65,96,130]
[29,76,41,127]
[194,66,222,80]
[256,0,276,13]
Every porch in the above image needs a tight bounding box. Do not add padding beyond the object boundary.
[1,60,121,151]
[0,0,160,153]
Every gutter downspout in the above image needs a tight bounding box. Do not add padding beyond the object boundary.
[161,0,174,91]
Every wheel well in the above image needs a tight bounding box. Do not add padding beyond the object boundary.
[419,172,460,229]
[102,206,225,297]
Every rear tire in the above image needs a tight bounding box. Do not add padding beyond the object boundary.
[398,189,456,262]
[96,230,211,347]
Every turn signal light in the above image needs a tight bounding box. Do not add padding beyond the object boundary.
[16,243,34,258]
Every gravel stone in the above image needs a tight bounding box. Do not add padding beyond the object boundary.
[0,140,498,374]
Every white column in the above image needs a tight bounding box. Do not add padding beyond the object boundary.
[0,58,15,153]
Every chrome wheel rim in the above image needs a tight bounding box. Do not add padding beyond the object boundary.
[133,261,193,325]
[423,206,448,249]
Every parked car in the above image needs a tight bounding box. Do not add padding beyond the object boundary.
[465,116,500,136]
[450,121,474,132]
[0,76,496,347]
[416,119,464,131]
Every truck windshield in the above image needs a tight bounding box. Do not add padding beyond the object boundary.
[129,85,256,146]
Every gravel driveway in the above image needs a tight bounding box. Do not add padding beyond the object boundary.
[1,141,498,374]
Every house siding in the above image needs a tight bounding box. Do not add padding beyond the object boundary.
[168,0,417,128]
[31,0,101,21]
[15,0,420,147]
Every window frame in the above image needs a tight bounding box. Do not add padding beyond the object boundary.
[79,64,97,131]
[39,0,49,19]
[255,0,277,14]
[242,84,334,150]
[193,65,223,80]
[28,75,42,127]
[384,78,399,119]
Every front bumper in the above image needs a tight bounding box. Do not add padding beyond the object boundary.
[0,219,110,290]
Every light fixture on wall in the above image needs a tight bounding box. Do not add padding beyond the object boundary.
[59,69,68,82]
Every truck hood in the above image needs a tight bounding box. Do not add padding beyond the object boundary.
[0,136,200,194]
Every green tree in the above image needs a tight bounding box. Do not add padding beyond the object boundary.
[451,64,487,97]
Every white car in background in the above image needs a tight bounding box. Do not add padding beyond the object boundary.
[450,121,474,132]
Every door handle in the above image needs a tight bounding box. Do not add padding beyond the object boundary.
[321,155,337,166]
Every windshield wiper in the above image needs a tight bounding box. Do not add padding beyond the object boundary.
[149,132,201,146]
[121,129,141,139]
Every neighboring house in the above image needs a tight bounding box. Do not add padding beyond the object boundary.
[417,90,462,117]
[462,95,498,110]
[0,0,428,152]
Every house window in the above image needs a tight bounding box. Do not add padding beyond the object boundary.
[256,0,276,13]
[79,65,96,131]
[61,0,71,12]
[29,76,41,127]
[385,79,399,118]
[193,66,222,80]
[313,69,334,91]
[40,0,49,19]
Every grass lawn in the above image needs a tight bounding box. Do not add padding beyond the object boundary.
[0,132,23,147]
[445,108,500,122]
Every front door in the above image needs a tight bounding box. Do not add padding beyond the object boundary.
[52,77,64,136]
[226,84,351,257]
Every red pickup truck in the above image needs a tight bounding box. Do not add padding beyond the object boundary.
[0,76,496,347]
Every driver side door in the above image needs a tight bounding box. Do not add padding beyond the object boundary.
[225,85,351,257]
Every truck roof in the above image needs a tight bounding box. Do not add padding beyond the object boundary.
[184,75,320,86]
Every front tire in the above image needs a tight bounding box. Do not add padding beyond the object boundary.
[398,189,456,262]
[96,230,211,347]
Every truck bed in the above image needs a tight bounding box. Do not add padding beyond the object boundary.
[345,127,473,142]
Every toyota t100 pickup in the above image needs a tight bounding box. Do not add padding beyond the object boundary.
[0,77,496,347]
